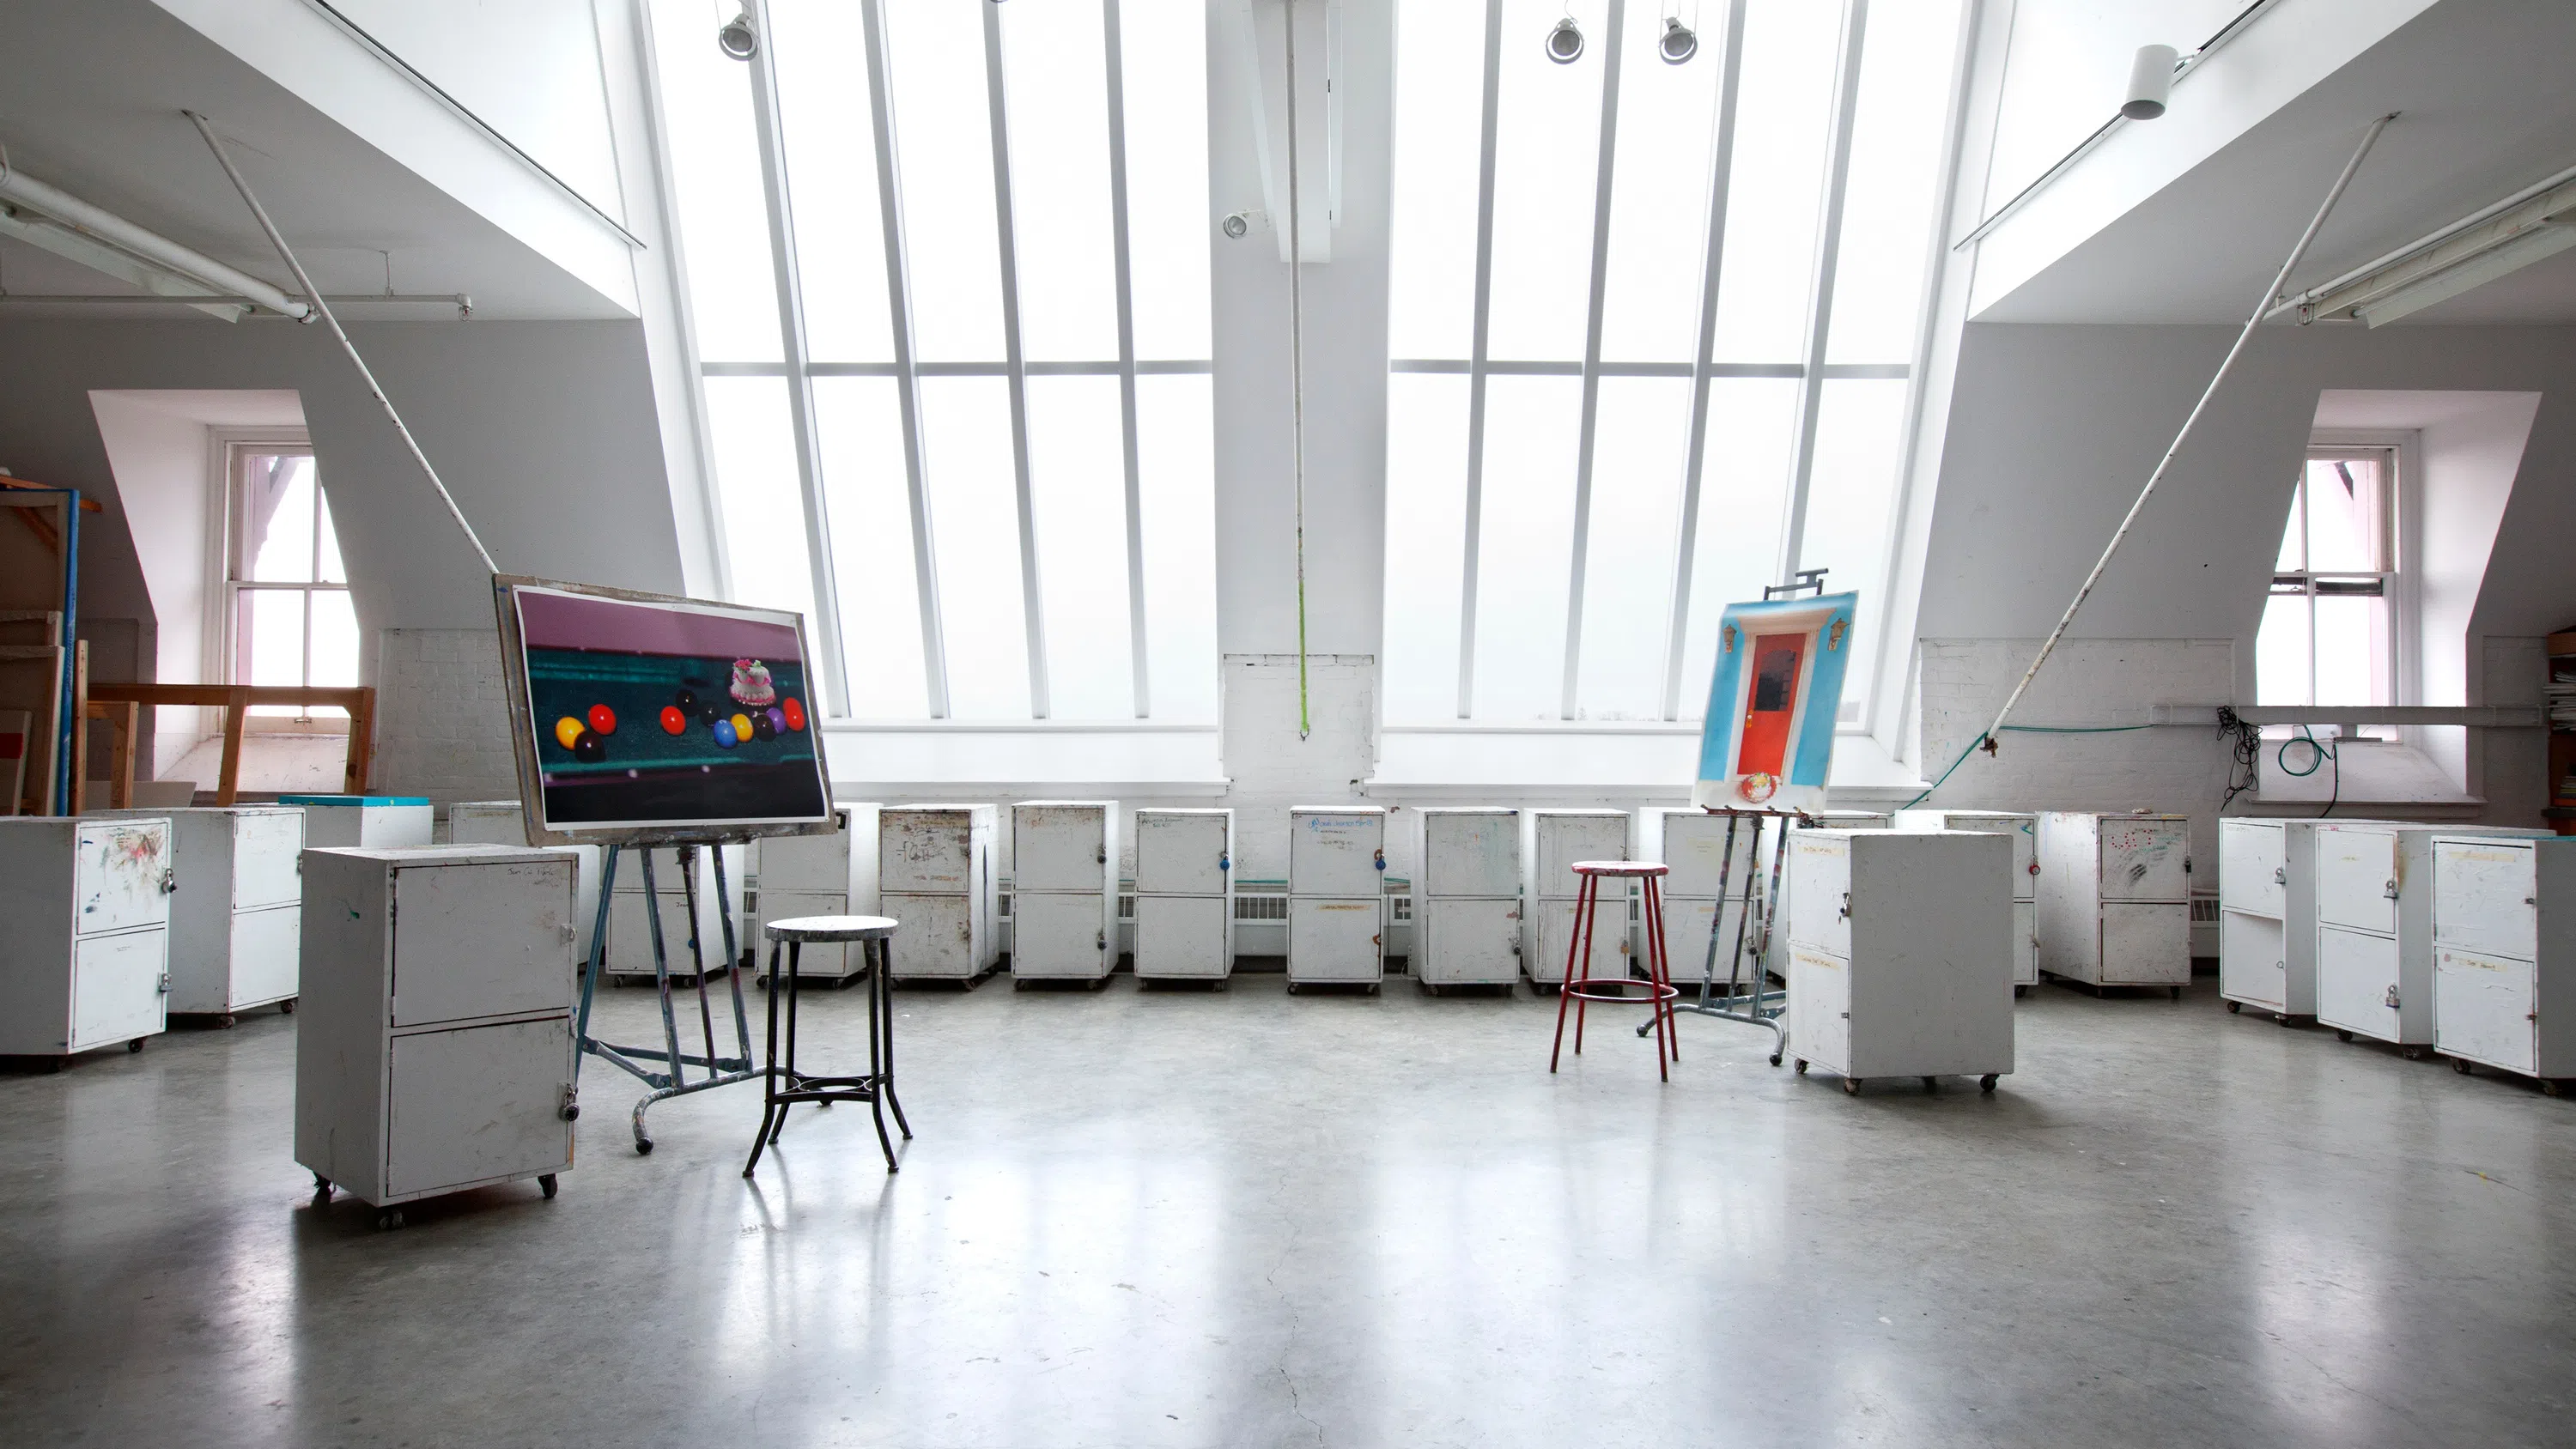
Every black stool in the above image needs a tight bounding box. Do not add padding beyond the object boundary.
[744,914,910,1175]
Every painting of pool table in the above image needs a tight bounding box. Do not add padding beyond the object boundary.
[497,580,832,842]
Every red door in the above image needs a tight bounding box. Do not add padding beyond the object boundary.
[1735,633,1806,779]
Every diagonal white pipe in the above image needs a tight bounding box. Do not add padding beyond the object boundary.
[0,156,309,318]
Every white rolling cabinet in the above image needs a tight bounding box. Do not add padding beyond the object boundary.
[2432,835,2576,1088]
[2313,822,2551,1052]
[880,805,999,980]
[1010,801,1120,984]
[1783,829,2014,1093]
[0,816,173,1058]
[1288,807,1387,988]
[1637,808,1747,990]
[1522,809,1631,986]
[1133,809,1234,980]
[99,805,302,1019]
[1893,810,2038,991]
[295,846,578,1222]
[1415,808,1522,988]
[2214,818,2379,1022]
[2035,813,2192,993]
[447,802,606,967]
[746,804,880,981]
[282,794,432,849]
[597,843,744,978]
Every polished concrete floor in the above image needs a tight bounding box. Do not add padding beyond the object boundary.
[3,971,2573,1448]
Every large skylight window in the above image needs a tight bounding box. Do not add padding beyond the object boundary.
[1381,0,1967,724]
[648,0,1217,723]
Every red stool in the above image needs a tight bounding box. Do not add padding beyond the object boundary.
[1550,861,1681,1080]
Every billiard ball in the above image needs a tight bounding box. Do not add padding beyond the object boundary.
[729,712,755,742]
[572,731,607,764]
[698,703,721,724]
[675,688,699,712]
[781,698,805,731]
[765,706,786,735]
[554,716,585,750]
[713,718,739,749]
[587,704,617,736]
[751,712,776,742]
[659,706,687,735]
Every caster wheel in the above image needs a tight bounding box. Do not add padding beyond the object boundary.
[2401,1046,2427,1061]
[2336,1029,2354,1042]
[216,1014,236,1029]
[2014,985,2028,998]
[375,1210,405,1231]
[279,997,296,1015]
[538,1173,559,1199]
[1979,1074,1999,1093]
[635,1138,654,1155]
[127,1038,145,1053]
[2227,1000,2241,1014]
[1922,1076,1939,1094]
[2545,1080,2567,1099]
[2451,1058,2472,1076]
[1795,1058,1809,1075]
[1842,1077,1862,1096]
[312,1174,332,1203]
[2169,985,2183,1001]
[2276,1014,2295,1028]
[1368,983,1382,996]
[1012,980,1029,992]
[1286,983,1300,996]
[1768,1053,1783,1067]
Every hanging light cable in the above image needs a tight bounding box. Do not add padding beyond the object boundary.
[1285,0,1311,740]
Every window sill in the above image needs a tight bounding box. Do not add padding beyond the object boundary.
[2250,739,2480,809]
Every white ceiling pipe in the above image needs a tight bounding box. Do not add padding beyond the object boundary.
[0,162,309,318]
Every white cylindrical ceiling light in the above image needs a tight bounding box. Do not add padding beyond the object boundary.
[2123,44,2178,120]
[0,164,308,318]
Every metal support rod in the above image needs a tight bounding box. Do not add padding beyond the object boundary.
[186,111,501,577]
[1559,0,1628,719]
[1285,0,1311,739]
[1975,114,2395,752]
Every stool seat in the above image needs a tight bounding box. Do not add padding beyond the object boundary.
[766,914,897,943]
[1571,860,1668,878]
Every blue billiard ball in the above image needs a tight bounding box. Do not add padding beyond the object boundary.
[714,718,739,749]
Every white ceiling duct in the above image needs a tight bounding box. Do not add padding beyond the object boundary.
[0,156,309,318]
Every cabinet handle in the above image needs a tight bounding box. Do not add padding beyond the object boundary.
[2384,879,2399,900]
[161,869,178,894]
[2384,985,2401,1009]
[560,1083,580,1122]
[2272,867,2287,885]
[1837,891,1850,921]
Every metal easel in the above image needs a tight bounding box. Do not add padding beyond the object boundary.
[574,840,761,1154]
[1643,808,1810,1065]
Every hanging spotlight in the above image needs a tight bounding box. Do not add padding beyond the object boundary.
[1659,17,1698,64]
[2122,44,2178,119]
[715,9,757,61]
[1545,16,1584,64]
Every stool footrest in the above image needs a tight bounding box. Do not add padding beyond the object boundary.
[1563,979,1680,1004]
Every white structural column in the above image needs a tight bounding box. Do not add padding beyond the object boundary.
[859,0,951,718]
[1453,0,1506,719]
[1659,0,1750,720]
[745,0,851,716]
[1771,0,1868,590]
[1557,0,1628,719]
[1102,0,1152,719]
[981,2,1052,718]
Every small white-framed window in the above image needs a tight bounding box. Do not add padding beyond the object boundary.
[224,442,357,718]
[2257,446,2397,734]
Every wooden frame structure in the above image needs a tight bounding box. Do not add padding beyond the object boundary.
[83,683,375,806]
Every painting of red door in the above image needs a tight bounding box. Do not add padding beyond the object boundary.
[1735,633,1807,779]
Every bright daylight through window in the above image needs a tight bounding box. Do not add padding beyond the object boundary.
[651,0,1218,723]
[2257,448,2398,726]
[229,446,357,718]
[1382,0,1966,724]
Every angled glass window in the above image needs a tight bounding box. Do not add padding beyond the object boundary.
[1382,0,1968,724]
[649,0,1217,721]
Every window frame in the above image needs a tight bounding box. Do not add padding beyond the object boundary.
[217,434,355,723]
[2260,436,2418,737]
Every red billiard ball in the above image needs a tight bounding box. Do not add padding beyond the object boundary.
[781,698,806,731]
[587,704,617,736]
[659,705,687,735]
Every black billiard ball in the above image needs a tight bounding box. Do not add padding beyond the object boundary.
[675,688,700,712]
[573,730,607,764]
[751,712,777,742]
[698,703,721,724]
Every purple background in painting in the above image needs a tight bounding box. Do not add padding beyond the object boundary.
[517,588,804,661]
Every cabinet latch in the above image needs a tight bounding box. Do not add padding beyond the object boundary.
[2272,866,2287,885]
[157,972,171,994]
[2384,985,2401,1009]
[2384,879,2400,900]
[161,869,178,894]
[560,1082,581,1122]
[560,924,577,944]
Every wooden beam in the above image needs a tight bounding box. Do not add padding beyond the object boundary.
[216,685,248,807]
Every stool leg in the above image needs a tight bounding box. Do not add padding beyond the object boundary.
[866,937,897,1172]
[743,938,785,1178]
[771,942,803,1144]
[1644,877,1673,1081]
[1549,882,1581,1073]
[1572,874,1598,1056]
[878,938,911,1138]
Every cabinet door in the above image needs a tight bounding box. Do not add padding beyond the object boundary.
[1134,894,1230,979]
[2220,823,2286,919]
[883,892,979,977]
[385,1016,572,1198]
[2317,925,2401,1040]
[2433,840,2537,959]
[70,929,167,1051]
[1787,945,1850,1075]
[1532,814,1627,893]
[2099,903,2190,985]
[228,904,301,1009]
[391,860,574,1028]
[1012,891,1111,978]
[1291,813,1385,897]
[1288,897,1383,981]
[2434,947,2536,1075]
[756,889,858,979]
[2099,820,2188,901]
[1134,813,1230,895]
[1418,897,1522,985]
[880,812,979,894]
[231,811,305,910]
[1526,897,1630,985]
[76,821,171,935]
[2219,909,2285,1010]
[1014,805,1109,894]
[2316,829,2399,934]
[1421,812,1520,898]
[2012,900,2038,986]
[605,888,702,974]
[1785,834,1852,957]
[756,813,853,894]
[1655,814,1758,898]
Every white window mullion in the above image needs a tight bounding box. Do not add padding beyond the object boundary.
[1103,0,1151,719]
[1455,0,1504,719]
[1772,0,1869,588]
[1556,0,1629,720]
[981,0,1051,718]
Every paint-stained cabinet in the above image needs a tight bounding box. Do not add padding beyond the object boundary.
[0,816,173,1058]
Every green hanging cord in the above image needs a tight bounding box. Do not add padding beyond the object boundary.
[1285,0,1310,740]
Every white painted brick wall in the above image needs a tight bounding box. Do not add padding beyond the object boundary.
[371,628,518,805]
